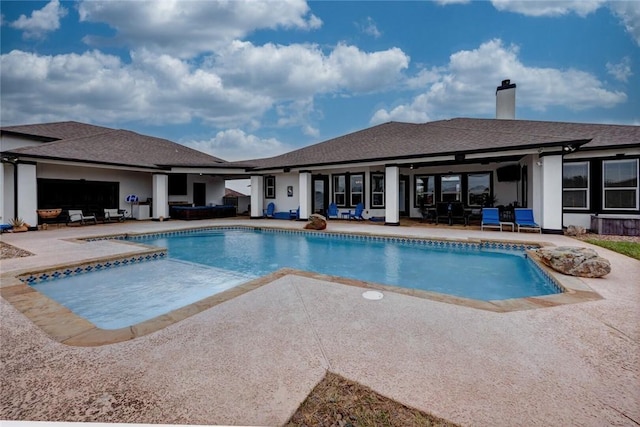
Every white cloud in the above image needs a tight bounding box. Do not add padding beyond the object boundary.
[0,36,409,132]
[358,17,382,38]
[486,1,639,45]
[490,0,605,17]
[10,0,67,39]
[371,39,627,124]
[182,129,292,161]
[606,57,633,82]
[215,41,409,98]
[609,1,640,46]
[78,0,322,58]
[0,49,272,127]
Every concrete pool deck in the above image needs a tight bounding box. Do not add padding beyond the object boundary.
[1,218,639,426]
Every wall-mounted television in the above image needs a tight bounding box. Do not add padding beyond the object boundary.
[496,164,521,182]
[168,174,188,195]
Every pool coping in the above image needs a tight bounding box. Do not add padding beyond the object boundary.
[0,225,602,347]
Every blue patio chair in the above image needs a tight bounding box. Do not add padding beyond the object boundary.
[289,206,300,220]
[327,202,339,219]
[514,208,541,233]
[348,203,364,220]
[480,208,502,231]
[263,202,275,218]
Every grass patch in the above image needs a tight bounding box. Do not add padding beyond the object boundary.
[285,372,459,427]
[583,239,640,261]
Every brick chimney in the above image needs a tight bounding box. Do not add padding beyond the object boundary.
[496,79,516,119]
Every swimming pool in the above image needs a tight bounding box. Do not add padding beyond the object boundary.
[28,227,560,329]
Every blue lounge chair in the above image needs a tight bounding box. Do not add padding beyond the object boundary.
[327,202,339,219]
[514,208,541,233]
[263,202,275,218]
[480,208,502,231]
[348,203,364,220]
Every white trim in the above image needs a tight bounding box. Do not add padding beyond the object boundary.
[562,161,590,210]
[602,158,639,211]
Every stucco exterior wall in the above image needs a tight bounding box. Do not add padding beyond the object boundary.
[0,134,44,151]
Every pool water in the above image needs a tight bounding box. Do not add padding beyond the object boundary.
[31,228,558,329]
[32,259,255,329]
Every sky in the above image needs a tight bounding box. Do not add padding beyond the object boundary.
[1,0,639,167]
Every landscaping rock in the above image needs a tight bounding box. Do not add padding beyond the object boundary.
[304,214,327,230]
[565,225,586,236]
[536,246,611,278]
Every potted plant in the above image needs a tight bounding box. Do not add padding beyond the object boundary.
[9,217,28,232]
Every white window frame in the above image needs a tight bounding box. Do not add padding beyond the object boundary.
[440,174,461,202]
[264,176,276,199]
[563,161,590,210]
[467,173,491,207]
[333,175,346,207]
[415,175,435,207]
[350,173,364,207]
[603,159,639,210]
[371,173,385,208]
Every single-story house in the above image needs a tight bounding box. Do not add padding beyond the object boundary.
[0,122,248,226]
[2,80,638,233]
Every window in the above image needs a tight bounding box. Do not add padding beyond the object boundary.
[603,159,639,210]
[415,175,435,207]
[333,173,365,207]
[333,175,346,206]
[264,176,275,199]
[563,162,589,209]
[371,173,385,208]
[441,175,461,202]
[467,173,490,206]
[350,174,364,206]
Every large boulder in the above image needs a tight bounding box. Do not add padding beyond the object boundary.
[304,214,327,230]
[536,246,611,278]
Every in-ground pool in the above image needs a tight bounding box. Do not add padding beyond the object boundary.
[29,228,560,329]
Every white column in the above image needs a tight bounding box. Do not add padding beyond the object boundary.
[17,163,38,226]
[540,154,563,233]
[2,162,15,221]
[298,171,311,220]
[0,162,4,224]
[250,175,264,218]
[385,165,400,225]
[152,174,169,219]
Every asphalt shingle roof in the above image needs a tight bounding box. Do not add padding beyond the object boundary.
[1,121,115,141]
[3,119,638,171]
[2,122,227,168]
[239,118,639,170]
